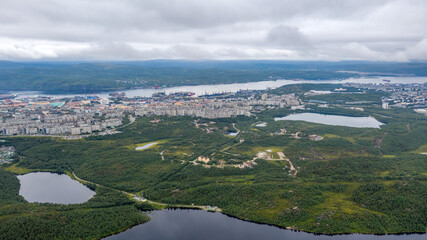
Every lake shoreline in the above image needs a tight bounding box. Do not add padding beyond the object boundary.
[275,112,384,128]
[219,210,426,236]
[6,166,426,237]
[105,208,427,239]
[17,172,95,204]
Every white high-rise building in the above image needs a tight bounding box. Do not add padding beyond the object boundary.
[100,98,110,105]
[382,102,389,109]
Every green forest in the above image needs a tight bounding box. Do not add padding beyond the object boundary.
[0,85,426,239]
[0,167,149,239]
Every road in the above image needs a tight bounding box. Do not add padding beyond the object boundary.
[277,152,298,176]
[232,123,241,136]
[71,172,222,212]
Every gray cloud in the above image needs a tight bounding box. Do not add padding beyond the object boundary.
[0,0,426,61]
[80,42,145,60]
[266,25,312,50]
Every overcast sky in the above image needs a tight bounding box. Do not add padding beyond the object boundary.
[1,0,426,61]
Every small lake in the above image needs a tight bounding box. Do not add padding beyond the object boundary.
[256,122,267,127]
[275,113,384,128]
[135,142,158,150]
[17,172,95,204]
[105,209,425,240]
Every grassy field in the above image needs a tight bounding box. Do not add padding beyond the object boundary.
[411,143,427,154]
[5,163,52,175]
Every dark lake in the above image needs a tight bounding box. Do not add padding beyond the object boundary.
[105,209,425,240]
[17,172,95,204]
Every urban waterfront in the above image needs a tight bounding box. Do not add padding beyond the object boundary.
[1,77,426,138]
[7,76,427,99]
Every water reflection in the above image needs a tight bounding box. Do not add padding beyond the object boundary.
[17,172,95,204]
[136,142,158,150]
[275,113,384,128]
[105,209,425,240]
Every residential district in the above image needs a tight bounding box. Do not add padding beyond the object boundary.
[0,82,426,138]
[345,82,427,108]
[0,143,14,164]
[0,90,300,137]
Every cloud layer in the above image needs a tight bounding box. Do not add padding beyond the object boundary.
[0,0,426,61]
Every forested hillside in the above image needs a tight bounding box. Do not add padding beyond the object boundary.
[2,60,427,93]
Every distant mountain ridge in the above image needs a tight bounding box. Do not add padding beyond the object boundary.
[1,60,426,93]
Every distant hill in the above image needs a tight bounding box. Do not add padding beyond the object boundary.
[0,60,426,93]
